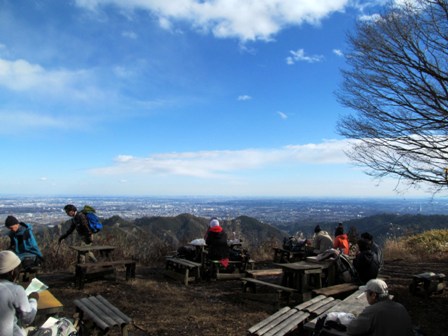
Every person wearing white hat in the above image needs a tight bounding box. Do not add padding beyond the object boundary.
[0,250,39,336]
[204,218,229,269]
[347,279,414,336]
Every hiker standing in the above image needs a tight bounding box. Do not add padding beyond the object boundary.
[0,250,39,336]
[347,279,413,336]
[4,215,44,270]
[58,204,97,263]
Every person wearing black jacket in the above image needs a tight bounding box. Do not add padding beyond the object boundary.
[58,204,97,263]
[205,218,229,268]
[353,238,379,284]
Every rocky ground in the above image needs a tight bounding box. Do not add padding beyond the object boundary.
[38,258,448,335]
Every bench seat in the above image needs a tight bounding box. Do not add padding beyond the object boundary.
[165,257,202,285]
[312,283,358,298]
[74,295,132,336]
[246,268,283,278]
[75,260,136,289]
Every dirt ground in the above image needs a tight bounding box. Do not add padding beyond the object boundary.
[38,259,448,336]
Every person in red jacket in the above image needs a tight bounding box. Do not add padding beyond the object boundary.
[333,225,350,255]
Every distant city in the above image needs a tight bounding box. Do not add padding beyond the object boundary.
[1,196,448,227]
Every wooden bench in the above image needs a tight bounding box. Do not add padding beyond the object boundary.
[74,295,132,336]
[242,277,298,307]
[295,295,341,318]
[75,260,136,289]
[246,268,283,279]
[165,257,202,285]
[247,306,310,336]
[312,283,358,299]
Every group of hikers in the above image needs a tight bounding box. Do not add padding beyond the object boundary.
[2,209,416,336]
[309,223,384,285]
[1,204,97,336]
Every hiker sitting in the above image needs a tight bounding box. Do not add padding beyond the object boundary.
[353,238,379,284]
[312,225,333,255]
[0,250,39,336]
[5,216,44,270]
[204,218,229,268]
[347,279,413,336]
[333,225,350,255]
[361,232,384,272]
[58,204,97,263]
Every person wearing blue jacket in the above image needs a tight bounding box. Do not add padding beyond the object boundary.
[4,216,43,270]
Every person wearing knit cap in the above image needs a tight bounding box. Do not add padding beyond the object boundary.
[0,250,39,336]
[4,215,43,270]
[204,218,229,269]
[347,279,413,336]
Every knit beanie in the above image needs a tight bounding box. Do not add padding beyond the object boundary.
[0,250,21,274]
[314,225,321,233]
[5,215,19,228]
[209,219,220,228]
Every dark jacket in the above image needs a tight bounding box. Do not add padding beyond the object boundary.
[353,250,379,284]
[205,226,229,261]
[61,212,93,243]
[8,223,43,260]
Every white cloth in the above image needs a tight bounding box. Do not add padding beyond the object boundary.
[0,280,38,336]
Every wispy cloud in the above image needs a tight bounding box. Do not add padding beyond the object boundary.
[75,0,351,41]
[286,49,324,64]
[90,139,354,178]
[277,111,288,119]
[0,110,70,133]
[333,49,344,57]
[238,95,252,101]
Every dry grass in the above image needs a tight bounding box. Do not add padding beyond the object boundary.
[384,229,448,261]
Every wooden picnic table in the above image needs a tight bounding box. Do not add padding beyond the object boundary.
[304,289,368,335]
[272,247,306,263]
[70,245,116,264]
[37,290,64,316]
[275,261,325,294]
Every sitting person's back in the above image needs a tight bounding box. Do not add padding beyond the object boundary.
[205,218,229,265]
[313,225,333,254]
[333,226,350,255]
[353,238,379,284]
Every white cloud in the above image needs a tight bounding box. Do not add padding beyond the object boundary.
[333,49,344,57]
[90,139,354,178]
[286,49,324,64]
[75,0,350,41]
[237,95,252,101]
[0,110,69,133]
[277,111,288,119]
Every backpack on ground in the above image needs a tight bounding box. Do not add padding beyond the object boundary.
[80,205,103,233]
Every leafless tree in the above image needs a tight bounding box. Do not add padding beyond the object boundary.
[337,0,448,194]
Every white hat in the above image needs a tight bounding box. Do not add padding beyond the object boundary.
[209,219,220,228]
[0,250,21,274]
[360,279,388,294]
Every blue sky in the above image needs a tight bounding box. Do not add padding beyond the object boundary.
[0,0,431,198]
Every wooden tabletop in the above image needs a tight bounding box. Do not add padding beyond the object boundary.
[304,289,368,334]
[274,261,325,271]
[70,245,116,252]
[37,290,64,315]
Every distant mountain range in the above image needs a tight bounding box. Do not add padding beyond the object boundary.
[102,212,448,249]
